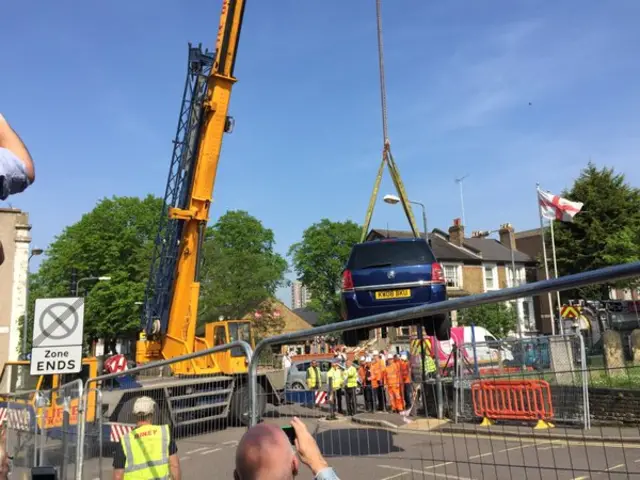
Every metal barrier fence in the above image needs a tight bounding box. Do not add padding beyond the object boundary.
[453,334,591,429]
[76,340,254,480]
[1,379,82,479]
[11,262,636,479]
[244,262,640,479]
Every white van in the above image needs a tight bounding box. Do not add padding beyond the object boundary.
[421,326,513,367]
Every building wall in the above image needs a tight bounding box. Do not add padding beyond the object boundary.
[0,209,31,363]
[291,281,311,309]
[516,232,555,334]
[462,265,484,294]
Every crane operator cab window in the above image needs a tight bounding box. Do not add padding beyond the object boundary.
[214,326,227,346]
[228,322,252,357]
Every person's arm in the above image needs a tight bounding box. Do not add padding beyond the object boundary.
[168,433,180,480]
[112,441,126,480]
[0,114,34,182]
[169,454,181,480]
[290,417,340,479]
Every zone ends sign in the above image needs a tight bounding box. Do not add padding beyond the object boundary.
[31,346,83,374]
[31,298,85,375]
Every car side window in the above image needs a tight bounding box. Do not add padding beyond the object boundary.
[300,362,310,372]
[320,361,331,372]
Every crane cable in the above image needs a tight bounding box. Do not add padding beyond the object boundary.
[376,0,389,146]
[359,0,421,242]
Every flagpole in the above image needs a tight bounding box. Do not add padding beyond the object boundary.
[549,218,564,335]
[537,183,556,336]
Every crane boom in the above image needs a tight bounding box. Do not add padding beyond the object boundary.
[141,0,247,370]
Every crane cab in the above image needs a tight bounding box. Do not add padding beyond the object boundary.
[201,320,254,374]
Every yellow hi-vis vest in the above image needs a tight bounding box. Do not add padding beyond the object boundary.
[410,339,436,373]
[121,424,171,479]
[327,368,344,389]
[344,366,358,388]
[307,366,321,388]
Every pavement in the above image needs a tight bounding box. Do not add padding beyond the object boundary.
[9,404,640,479]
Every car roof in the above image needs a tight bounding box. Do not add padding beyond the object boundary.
[357,237,427,245]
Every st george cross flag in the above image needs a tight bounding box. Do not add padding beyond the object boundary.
[537,188,583,223]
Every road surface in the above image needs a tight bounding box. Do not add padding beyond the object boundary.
[10,407,640,479]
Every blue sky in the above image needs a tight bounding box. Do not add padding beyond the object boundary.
[2,1,640,307]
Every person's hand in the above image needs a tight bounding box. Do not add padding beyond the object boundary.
[290,417,328,475]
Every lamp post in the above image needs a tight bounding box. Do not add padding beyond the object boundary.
[383,194,428,240]
[22,247,44,357]
[74,276,112,296]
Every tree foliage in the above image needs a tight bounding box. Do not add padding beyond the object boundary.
[457,303,517,338]
[247,300,287,342]
[198,210,288,328]
[551,163,640,299]
[288,219,360,324]
[22,195,163,354]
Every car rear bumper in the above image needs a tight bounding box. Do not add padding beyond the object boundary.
[341,285,447,320]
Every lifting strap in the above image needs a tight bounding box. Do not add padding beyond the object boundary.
[360,0,421,242]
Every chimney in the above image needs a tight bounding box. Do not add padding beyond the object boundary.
[449,218,465,246]
[499,223,516,249]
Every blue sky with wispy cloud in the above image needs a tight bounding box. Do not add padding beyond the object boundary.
[2,1,639,305]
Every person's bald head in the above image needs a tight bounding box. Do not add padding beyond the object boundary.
[234,423,298,480]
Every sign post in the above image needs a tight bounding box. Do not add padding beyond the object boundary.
[30,297,85,375]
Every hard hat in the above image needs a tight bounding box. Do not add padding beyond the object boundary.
[365,356,372,363]
[387,353,394,360]
[132,396,155,416]
[359,356,366,362]
[333,358,341,364]
[372,350,379,355]
[400,353,408,360]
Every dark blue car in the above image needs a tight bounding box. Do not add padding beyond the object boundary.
[340,237,450,346]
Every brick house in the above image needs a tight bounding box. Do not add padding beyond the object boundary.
[367,219,539,336]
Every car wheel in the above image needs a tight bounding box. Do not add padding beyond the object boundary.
[291,382,305,390]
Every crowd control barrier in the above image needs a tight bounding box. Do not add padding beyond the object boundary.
[471,379,554,429]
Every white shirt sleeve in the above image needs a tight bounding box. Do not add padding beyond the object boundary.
[0,147,30,200]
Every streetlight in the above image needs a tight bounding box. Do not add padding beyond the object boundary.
[22,247,44,357]
[383,194,429,241]
[75,276,111,296]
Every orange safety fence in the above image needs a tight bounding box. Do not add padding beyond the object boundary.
[471,379,554,428]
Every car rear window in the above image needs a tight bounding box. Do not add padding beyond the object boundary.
[348,241,437,270]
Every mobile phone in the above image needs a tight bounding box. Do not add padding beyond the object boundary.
[282,425,296,445]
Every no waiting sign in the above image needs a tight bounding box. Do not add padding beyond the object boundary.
[30,297,85,375]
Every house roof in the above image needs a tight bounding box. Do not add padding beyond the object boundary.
[367,228,535,264]
[292,307,320,326]
[514,228,543,239]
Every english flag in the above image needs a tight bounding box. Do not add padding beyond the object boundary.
[537,188,584,223]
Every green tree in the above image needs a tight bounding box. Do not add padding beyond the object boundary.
[198,210,288,330]
[551,163,640,299]
[288,219,361,324]
[21,195,163,355]
[457,303,517,338]
[247,300,287,342]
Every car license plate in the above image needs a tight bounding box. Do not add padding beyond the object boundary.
[374,289,411,300]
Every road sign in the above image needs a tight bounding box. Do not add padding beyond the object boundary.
[560,305,579,319]
[30,297,84,375]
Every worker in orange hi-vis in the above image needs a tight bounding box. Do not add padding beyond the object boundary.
[399,353,412,409]
[383,354,405,413]
[370,351,385,411]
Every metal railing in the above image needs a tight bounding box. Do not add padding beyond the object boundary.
[248,261,640,425]
[75,340,253,479]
